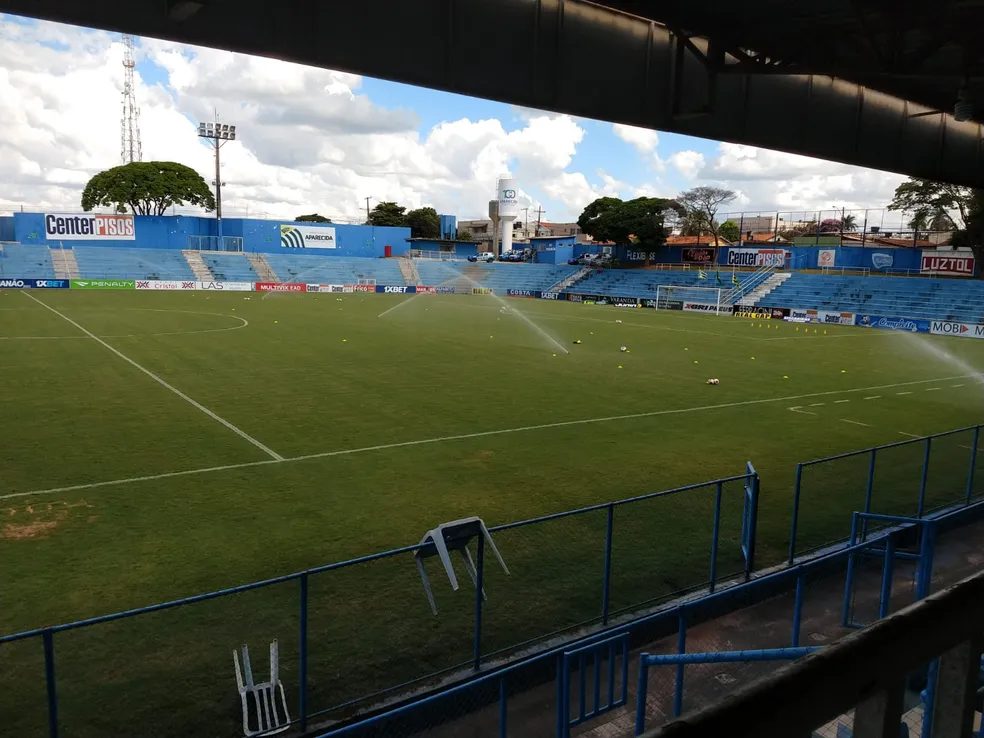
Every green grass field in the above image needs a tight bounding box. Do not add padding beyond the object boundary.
[2,287,984,736]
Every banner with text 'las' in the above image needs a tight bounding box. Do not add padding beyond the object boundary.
[197,281,253,291]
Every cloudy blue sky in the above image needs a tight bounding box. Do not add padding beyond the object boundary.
[0,14,909,225]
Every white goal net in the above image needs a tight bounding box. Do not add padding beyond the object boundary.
[653,285,724,315]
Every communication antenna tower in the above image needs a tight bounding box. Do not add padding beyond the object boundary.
[120,34,143,164]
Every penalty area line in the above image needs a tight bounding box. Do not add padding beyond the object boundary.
[22,291,284,462]
[4,371,975,503]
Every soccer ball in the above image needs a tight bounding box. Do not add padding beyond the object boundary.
[619,346,627,352]
[706,378,720,385]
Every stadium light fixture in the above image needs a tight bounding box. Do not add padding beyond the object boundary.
[198,116,237,244]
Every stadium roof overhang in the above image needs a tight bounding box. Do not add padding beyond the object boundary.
[2,0,983,187]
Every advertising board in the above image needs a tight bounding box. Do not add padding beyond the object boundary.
[280,224,336,249]
[45,213,135,241]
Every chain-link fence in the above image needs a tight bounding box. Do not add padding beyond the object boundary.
[789,426,981,561]
[0,468,757,738]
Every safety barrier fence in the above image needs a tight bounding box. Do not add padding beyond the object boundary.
[634,504,966,736]
[788,424,982,562]
[641,567,984,738]
[316,497,982,738]
[0,468,758,738]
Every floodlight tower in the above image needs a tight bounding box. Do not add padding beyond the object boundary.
[120,34,143,164]
[197,117,237,243]
[496,175,518,253]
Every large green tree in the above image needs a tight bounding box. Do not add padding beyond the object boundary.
[949,189,984,275]
[888,177,971,231]
[576,196,681,245]
[81,161,215,215]
[576,197,624,243]
[576,196,683,264]
[405,207,440,238]
[676,186,737,246]
[367,201,408,227]
[295,213,332,223]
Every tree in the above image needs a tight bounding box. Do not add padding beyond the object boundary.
[405,207,440,238]
[456,229,474,241]
[818,218,842,233]
[949,189,984,276]
[718,220,741,243]
[888,177,972,232]
[81,161,215,216]
[367,201,407,227]
[576,197,624,243]
[841,213,858,231]
[295,213,332,223]
[576,196,682,246]
[676,186,737,246]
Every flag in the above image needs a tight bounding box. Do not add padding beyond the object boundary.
[732,273,739,286]
[697,269,706,280]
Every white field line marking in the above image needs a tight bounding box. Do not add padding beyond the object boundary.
[899,432,923,438]
[4,372,974,502]
[925,387,942,391]
[22,292,283,462]
[788,406,817,415]
[808,402,825,407]
[840,419,872,427]
[834,399,851,404]
[864,396,881,400]
[896,391,913,395]
[952,384,965,388]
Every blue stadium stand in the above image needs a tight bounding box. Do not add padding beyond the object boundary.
[563,269,747,300]
[263,254,407,285]
[200,253,259,282]
[758,273,984,323]
[74,247,196,280]
[415,261,578,292]
[0,244,56,279]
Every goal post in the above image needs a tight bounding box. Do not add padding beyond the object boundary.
[654,285,724,315]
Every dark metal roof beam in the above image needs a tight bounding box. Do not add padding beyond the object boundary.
[0,0,982,187]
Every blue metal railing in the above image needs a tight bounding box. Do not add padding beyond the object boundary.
[321,496,982,738]
[0,467,758,738]
[788,424,982,562]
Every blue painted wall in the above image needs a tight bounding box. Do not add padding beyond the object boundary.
[0,216,14,242]
[407,239,479,258]
[12,212,411,258]
[439,214,457,240]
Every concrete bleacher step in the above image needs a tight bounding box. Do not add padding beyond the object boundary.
[246,253,279,282]
[748,272,790,305]
[182,250,215,280]
[399,257,420,286]
[49,247,79,279]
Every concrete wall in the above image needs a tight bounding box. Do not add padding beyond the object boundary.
[11,212,411,258]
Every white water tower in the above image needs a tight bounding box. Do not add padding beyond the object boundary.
[497,175,518,253]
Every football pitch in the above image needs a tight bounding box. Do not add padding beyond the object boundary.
[2,287,983,736]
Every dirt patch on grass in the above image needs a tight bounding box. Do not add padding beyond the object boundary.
[0,499,94,540]
[2,520,60,539]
